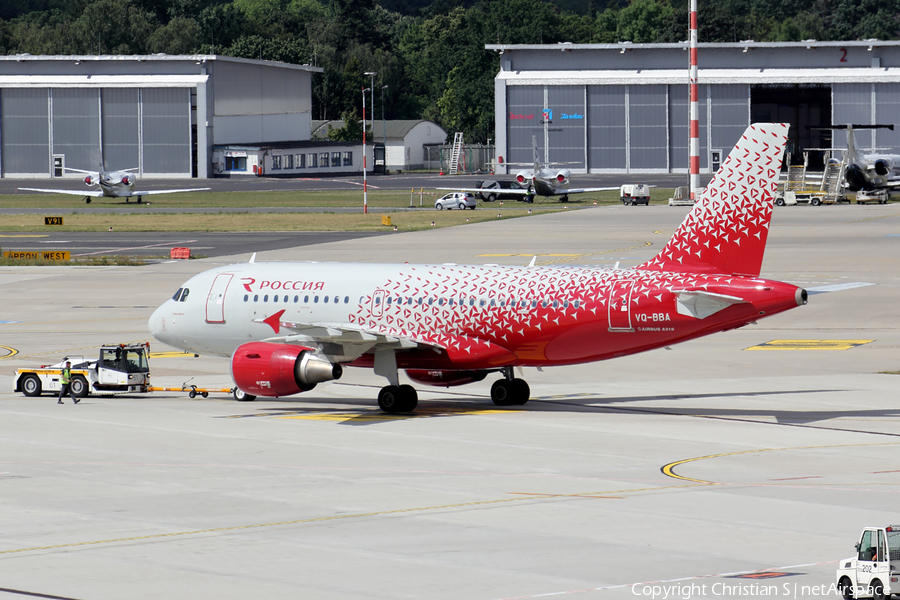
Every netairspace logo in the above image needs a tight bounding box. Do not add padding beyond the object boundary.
[630,582,841,599]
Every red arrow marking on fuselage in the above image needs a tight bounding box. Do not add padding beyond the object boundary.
[262,310,286,334]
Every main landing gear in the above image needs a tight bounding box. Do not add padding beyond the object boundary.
[378,384,418,413]
[490,367,530,406]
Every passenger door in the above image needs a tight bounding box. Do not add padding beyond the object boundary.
[608,280,635,331]
[205,273,233,324]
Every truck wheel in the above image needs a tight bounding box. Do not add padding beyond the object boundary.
[21,374,42,397]
[871,580,886,600]
[775,197,785,206]
[70,376,89,398]
[838,577,854,599]
[234,388,256,402]
[811,197,822,206]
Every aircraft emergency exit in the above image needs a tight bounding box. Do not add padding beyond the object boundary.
[149,123,807,413]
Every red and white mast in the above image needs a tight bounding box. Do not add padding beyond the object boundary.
[689,0,699,201]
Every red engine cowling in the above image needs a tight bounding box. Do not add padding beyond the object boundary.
[84,175,96,186]
[515,170,531,185]
[405,369,487,388]
[231,342,342,397]
[555,169,570,184]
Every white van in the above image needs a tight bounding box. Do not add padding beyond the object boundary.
[620,184,650,205]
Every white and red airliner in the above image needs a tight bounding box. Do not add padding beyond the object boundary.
[149,123,806,413]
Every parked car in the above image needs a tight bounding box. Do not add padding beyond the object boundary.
[475,180,527,201]
[620,184,651,205]
[435,192,477,210]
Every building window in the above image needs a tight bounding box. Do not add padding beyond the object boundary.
[332,152,341,167]
[296,154,305,168]
[343,151,353,166]
[320,153,330,168]
[283,154,293,169]
[225,156,246,171]
[309,153,317,168]
[271,155,282,170]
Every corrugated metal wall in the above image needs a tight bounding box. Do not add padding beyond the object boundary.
[51,88,101,172]
[214,61,310,116]
[1,88,49,175]
[101,88,140,171]
[142,87,191,175]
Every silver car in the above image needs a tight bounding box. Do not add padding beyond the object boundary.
[435,192,477,210]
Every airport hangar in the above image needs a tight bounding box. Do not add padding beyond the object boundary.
[488,40,900,174]
[0,54,360,180]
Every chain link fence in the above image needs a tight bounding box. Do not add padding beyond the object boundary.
[424,144,495,173]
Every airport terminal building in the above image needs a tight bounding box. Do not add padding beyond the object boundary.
[488,40,900,174]
[0,54,323,179]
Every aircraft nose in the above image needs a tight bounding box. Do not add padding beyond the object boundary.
[148,302,174,345]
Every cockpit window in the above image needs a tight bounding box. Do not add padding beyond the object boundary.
[172,288,183,301]
[180,288,190,302]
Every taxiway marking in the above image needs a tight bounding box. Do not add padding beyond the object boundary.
[745,339,873,351]
[0,483,702,557]
[0,346,19,360]
[662,442,900,484]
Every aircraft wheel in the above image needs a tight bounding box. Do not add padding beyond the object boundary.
[509,379,530,405]
[233,388,256,401]
[491,379,514,406]
[559,195,568,203]
[85,197,92,204]
[21,374,42,397]
[398,384,418,412]
[379,385,405,413]
[137,197,143,204]
[70,376,89,398]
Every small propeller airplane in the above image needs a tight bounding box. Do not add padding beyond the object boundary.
[439,136,618,202]
[18,165,210,204]
[150,123,817,414]
[812,124,900,192]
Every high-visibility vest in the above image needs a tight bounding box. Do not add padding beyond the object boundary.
[61,367,71,385]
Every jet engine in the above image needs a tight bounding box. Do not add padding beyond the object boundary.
[555,169,570,184]
[405,369,487,388]
[84,175,97,186]
[231,342,342,397]
[873,158,892,177]
[515,170,532,185]
[122,175,131,185]
[844,163,868,191]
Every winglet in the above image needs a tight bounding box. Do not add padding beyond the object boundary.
[249,252,256,264]
[638,123,789,277]
[528,256,537,267]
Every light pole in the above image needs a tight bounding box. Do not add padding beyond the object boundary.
[364,71,376,135]
[362,87,370,214]
[381,85,388,169]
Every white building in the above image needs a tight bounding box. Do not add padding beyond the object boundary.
[0,54,322,179]
[488,41,900,174]
[312,119,447,171]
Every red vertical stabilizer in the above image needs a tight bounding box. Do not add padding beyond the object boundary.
[639,123,789,277]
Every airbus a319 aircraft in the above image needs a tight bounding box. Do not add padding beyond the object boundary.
[150,123,806,413]
[439,136,617,202]
[19,166,210,204]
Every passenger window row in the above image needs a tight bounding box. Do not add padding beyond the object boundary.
[243,294,353,304]
[373,296,581,310]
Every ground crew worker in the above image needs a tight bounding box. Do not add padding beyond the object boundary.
[58,360,79,404]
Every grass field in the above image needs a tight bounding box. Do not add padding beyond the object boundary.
[0,187,677,233]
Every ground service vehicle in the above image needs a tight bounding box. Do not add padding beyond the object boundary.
[435,192,477,210]
[836,526,900,599]
[620,184,650,205]
[475,180,527,202]
[14,343,151,398]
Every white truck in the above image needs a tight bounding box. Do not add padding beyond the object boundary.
[836,526,900,599]
[620,184,651,205]
[14,343,152,398]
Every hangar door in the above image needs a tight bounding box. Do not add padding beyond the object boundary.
[1,88,50,176]
[751,85,830,170]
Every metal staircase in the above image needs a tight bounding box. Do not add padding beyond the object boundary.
[448,132,464,175]
[821,155,846,202]
[785,153,807,192]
